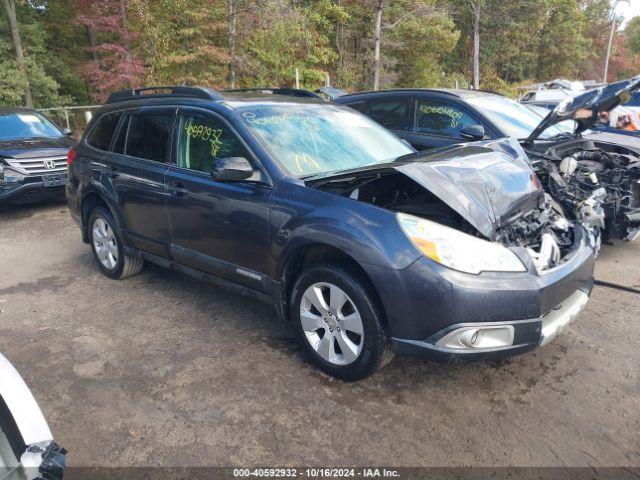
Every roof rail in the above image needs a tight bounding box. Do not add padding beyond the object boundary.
[105,86,223,104]
[222,88,323,99]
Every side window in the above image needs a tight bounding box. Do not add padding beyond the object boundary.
[415,100,480,138]
[87,112,121,151]
[359,99,410,130]
[177,114,251,173]
[125,113,174,162]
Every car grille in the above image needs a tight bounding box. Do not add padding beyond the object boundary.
[5,156,68,175]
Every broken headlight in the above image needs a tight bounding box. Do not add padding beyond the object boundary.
[397,213,527,275]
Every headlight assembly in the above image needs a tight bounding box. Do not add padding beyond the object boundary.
[397,213,526,275]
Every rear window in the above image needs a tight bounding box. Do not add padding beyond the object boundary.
[87,112,121,151]
[359,99,411,130]
[125,113,174,162]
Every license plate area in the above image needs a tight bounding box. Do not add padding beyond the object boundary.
[43,173,67,188]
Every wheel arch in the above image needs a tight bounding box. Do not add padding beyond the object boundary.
[278,242,386,326]
[79,190,120,242]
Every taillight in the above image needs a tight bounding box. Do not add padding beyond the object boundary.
[67,147,76,167]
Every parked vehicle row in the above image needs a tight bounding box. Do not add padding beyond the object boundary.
[5,81,636,380]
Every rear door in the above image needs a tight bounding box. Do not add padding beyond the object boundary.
[107,107,176,256]
[404,97,489,150]
[164,107,272,289]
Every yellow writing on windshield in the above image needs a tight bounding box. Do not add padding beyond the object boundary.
[294,153,320,173]
[419,105,463,128]
[185,122,223,157]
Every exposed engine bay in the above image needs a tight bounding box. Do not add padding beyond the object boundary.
[309,162,580,272]
[527,138,640,241]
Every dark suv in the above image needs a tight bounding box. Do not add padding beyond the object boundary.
[67,86,595,380]
[0,108,74,204]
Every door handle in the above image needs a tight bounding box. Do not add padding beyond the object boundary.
[169,181,189,197]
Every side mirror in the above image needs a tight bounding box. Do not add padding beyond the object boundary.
[211,157,254,182]
[460,124,486,141]
[62,128,73,136]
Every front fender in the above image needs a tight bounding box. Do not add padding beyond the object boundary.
[269,194,420,280]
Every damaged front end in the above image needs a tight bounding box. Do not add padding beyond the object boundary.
[528,140,640,241]
[524,77,640,241]
[308,138,590,273]
[0,354,66,480]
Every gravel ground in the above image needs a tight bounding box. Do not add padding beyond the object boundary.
[0,200,638,468]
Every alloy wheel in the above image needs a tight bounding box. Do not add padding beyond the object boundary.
[92,217,119,270]
[299,282,364,365]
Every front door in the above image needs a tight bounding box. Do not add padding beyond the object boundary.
[404,98,487,150]
[165,108,272,290]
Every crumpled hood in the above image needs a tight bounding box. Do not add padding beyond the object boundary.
[306,138,543,239]
[0,136,74,159]
[395,138,543,238]
[526,76,640,143]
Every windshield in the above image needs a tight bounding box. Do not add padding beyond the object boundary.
[238,103,413,177]
[466,95,569,139]
[0,112,64,141]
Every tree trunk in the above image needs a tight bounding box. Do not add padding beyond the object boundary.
[3,0,33,107]
[119,0,134,87]
[86,25,99,63]
[373,0,383,91]
[603,15,617,83]
[471,2,480,90]
[228,0,237,88]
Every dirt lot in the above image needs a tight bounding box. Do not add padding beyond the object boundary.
[0,200,638,468]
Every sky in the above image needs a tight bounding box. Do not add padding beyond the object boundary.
[617,0,640,26]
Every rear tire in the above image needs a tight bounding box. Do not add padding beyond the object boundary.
[88,207,143,280]
[289,264,393,381]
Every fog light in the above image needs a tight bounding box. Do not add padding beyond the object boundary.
[436,325,515,351]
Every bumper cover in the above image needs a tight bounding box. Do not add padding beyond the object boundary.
[0,175,66,203]
[365,230,595,363]
[391,288,591,362]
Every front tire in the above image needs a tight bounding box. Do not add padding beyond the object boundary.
[289,264,393,381]
[88,207,143,280]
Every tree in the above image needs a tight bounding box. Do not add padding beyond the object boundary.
[625,16,640,54]
[468,0,483,89]
[242,0,346,88]
[536,0,589,80]
[2,0,32,106]
[133,0,227,87]
[372,0,383,90]
[228,0,237,88]
[76,0,145,101]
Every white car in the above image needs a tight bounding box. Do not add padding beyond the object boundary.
[0,353,66,480]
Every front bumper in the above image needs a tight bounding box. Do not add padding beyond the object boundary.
[0,174,67,204]
[391,289,590,363]
[365,229,595,363]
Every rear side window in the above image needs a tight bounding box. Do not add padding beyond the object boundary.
[125,113,174,162]
[87,112,121,150]
[359,99,410,130]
